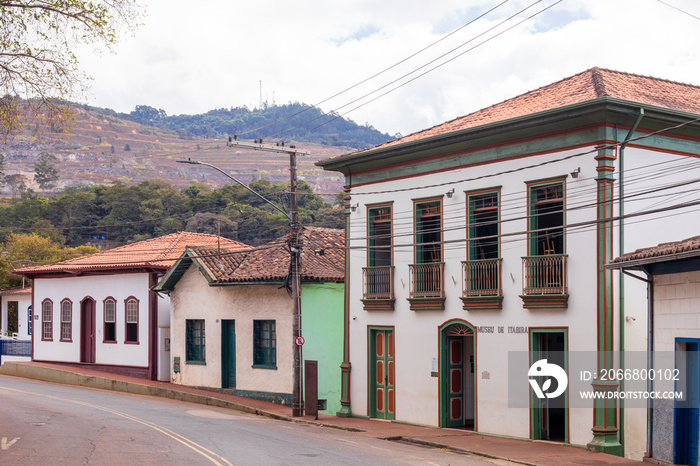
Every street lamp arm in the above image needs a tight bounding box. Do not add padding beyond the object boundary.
[177,159,292,221]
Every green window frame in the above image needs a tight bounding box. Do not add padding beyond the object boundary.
[185,319,206,364]
[528,181,565,255]
[368,205,392,267]
[414,199,442,264]
[467,191,500,260]
[253,320,276,369]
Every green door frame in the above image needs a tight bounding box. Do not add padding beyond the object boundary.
[439,319,476,428]
[368,326,395,420]
[221,320,236,389]
[529,327,568,443]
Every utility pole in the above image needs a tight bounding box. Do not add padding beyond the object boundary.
[226,136,309,417]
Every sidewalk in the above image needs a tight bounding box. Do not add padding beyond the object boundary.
[0,361,640,465]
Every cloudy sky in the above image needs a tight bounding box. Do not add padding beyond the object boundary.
[75,0,700,138]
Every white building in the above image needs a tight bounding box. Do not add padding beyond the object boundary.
[609,236,700,465]
[317,67,700,460]
[0,286,32,340]
[14,232,247,380]
[154,227,345,413]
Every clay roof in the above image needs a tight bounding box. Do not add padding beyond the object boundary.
[361,67,700,152]
[14,232,249,276]
[165,227,344,286]
[610,235,700,267]
[0,286,32,296]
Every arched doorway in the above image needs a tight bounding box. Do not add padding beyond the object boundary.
[439,320,476,429]
[80,297,96,363]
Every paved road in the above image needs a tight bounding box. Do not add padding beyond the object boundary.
[0,375,512,465]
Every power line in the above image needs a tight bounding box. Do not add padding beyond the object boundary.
[283,1,563,140]
[236,1,513,138]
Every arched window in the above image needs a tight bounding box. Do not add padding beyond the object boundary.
[103,298,116,343]
[125,297,138,343]
[41,299,53,341]
[60,299,72,342]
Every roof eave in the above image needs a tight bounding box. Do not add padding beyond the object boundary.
[317,97,700,173]
[607,249,700,270]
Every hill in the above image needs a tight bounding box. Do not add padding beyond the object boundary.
[0,103,393,197]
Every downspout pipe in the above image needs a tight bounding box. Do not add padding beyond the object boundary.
[618,108,645,455]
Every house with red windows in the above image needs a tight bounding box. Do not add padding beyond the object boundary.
[317,67,700,460]
[14,232,248,380]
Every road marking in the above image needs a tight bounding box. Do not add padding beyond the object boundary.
[1,437,19,450]
[0,386,233,465]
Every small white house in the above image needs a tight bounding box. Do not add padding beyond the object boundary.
[154,227,345,413]
[0,286,32,340]
[609,236,700,465]
[14,232,248,380]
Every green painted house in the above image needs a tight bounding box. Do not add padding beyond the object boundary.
[154,227,344,414]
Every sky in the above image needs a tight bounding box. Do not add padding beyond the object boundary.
[75,0,700,138]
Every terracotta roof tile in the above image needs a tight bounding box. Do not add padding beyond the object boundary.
[611,235,700,264]
[362,67,700,152]
[0,286,32,296]
[14,232,249,276]
[189,227,344,283]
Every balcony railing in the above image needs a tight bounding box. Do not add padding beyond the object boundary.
[362,266,395,300]
[462,258,502,297]
[409,262,445,298]
[522,254,568,295]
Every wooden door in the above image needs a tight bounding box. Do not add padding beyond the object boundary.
[221,320,236,389]
[447,336,465,427]
[370,328,394,420]
[80,299,95,363]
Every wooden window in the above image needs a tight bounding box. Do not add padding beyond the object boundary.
[185,319,206,364]
[104,298,116,343]
[368,206,392,267]
[42,299,53,341]
[253,320,276,368]
[124,297,138,344]
[60,299,72,342]
[468,192,500,260]
[415,200,442,264]
[529,181,565,256]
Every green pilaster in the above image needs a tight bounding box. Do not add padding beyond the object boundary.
[337,194,352,417]
[587,145,623,456]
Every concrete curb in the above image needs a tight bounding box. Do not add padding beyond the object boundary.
[0,362,286,421]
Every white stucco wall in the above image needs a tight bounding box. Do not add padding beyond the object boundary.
[0,290,32,340]
[32,273,164,367]
[170,265,294,395]
[343,143,700,455]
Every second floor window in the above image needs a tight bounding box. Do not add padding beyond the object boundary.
[415,200,442,264]
[368,206,392,267]
[468,192,499,260]
[529,182,565,255]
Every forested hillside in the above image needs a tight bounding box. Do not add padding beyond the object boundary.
[0,179,343,248]
[123,102,396,149]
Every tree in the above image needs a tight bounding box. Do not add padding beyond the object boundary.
[124,143,131,151]
[0,152,5,189]
[34,152,59,191]
[5,173,28,197]
[0,1,144,141]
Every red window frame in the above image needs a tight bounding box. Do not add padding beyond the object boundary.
[103,297,117,343]
[60,298,72,342]
[41,299,53,341]
[124,297,139,344]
